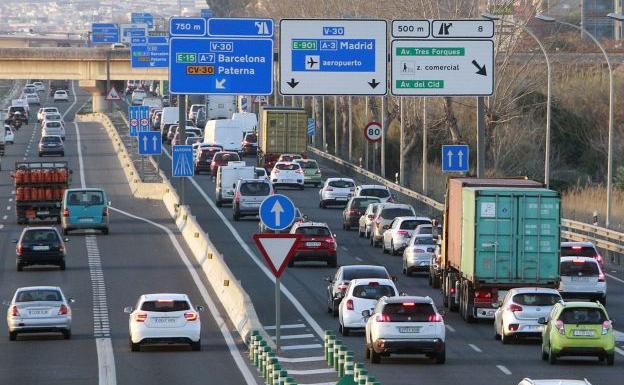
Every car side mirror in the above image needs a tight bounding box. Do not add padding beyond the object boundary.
[610,318,615,325]
[232,183,237,189]
[196,306,205,312]
[537,317,547,325]
[123,306,134,314]
[400,292,407,296]
[361,310,371,318]
[391,275,398,282]
[439,310,447,318]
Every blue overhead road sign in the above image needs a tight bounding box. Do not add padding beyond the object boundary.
[307,118,315,136]
[169,37,273,95]
[148,36,168,45]
[132,13,154,29]
[148,43,169,68]
[172,145,194,177]
[208,18,273,37]
[442,144,469,173]
[259,195,296,231]
[128,106,140,137]
[138,131,162,155]
[92,23,119,44]
[120,23,147,43]
[169,17,206,36]
[131,43,150,68]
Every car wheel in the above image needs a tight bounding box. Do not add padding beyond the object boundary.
[299,185,304,190]
[390,242,396,255]
[288,259,294,267]
[370,347,381,364]
[60,152,65,157]
[102,227,109,235]
[548,347,557,365]
[216,200,222,208]
[606,353,614,366]
[435,347,446,364]
[16,263,23,272]
[59,260,66,271]
[365,229,370,239]
[340,323,350,337]
[382,241,388,254]
[191,339,201,351]
[9,331,17,341]
[328,256,337,268]
[62,329,71,339]
[62,228,69,235]
[320,201,325,209]
[494,323,501,340]
[233,211,240,221]
[332,306,338,317]
[358,227,363,237]
[345,223,350,231]
[541,346,548,361]
[130,339,141,352]
[365,345,371,359]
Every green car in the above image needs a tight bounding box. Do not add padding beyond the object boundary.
[295,159,322,187]
[539,301,615,365]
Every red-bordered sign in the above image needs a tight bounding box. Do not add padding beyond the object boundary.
[364,121,382,142]
[252,233,301,278]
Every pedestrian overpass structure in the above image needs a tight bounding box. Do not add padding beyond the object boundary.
[0,47,166,111]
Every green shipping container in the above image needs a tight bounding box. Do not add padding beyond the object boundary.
[460,187,560,287]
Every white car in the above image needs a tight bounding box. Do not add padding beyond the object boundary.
[494,287,562,344]
[38,107,59,122]
[125,293,204,351]
[270,161,304,190]
[255,167,269,181]
[131,90,147,105]
[354,184,394,203]
[382,216,432,255]
[518,380,593,385]
[43,120,66,140]
[6,286,73,340]
[53,90,69,102]
[4,126,15,144]
[319,178,356,208]
[26,93,40,105]
[402,234,436,276]
[364,296,446,364]
[42,113,64,128]
[338,278,398,336]
[558,256,607,304]
[358,203,385,238]
[33,82,45,92]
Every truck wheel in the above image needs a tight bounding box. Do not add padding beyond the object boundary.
[548,348,557,365]
[59,260,66,271]
[370,347,381,364]
[606,353,614,366]
[102,227,109,235]
[16,263,23,272]
[9,331,17,341]
[435,348,446,364]
[62,228,69,235]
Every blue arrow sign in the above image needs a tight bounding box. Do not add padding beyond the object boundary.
[259,194,296,231]
[208,18,273,37]
[131,36,147,44]
[138,131,162,155]
[169,37,273,95]
[307,118,316,136]
[148,43,169,67]
[132,13,154,29]
[92,23,119,44]
[172,145,194,177]
[139,106,150,132]
[120,23,147,43]
[128,106,140,136]
[170,17,206,36]
[441,144,469,172]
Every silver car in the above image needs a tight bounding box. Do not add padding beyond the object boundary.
[382,216,432,255]
[232,179,273,221]
[6,286,73,340]
[402,234,436,275]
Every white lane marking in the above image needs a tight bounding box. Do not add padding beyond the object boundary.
[11,190,15,195]
[163,148,325,338]
[109,206,257,385]
[2,215,7,220]
[445,324,456,333]
[496,365,511,375]
[607,273,624,284]
[277,356,326,363]
[354,257,363,262]
[8,198,13,202]
[287,368,335,375]
[280,344,323,351]
[6,206,10,211]
[298,382,337,385]
[265,323,306,330]
[271,334,315,340]
[340,246,348,251]
[468,343,482,353]
[0,224,4,230]
[615,347,624,356]
[61,81,78,120]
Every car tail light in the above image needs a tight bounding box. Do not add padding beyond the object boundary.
[184,312,198,321]
[475,290,492,299]
[508,304,523,312]
[572,259,585,264]
[571,246,582,250]
[508,324,519,331]
[63,208,69,217]
[376,314,390,322]
[134,313,148,322]
[596,254,603,264]
[601,320,611,335]
[402,302,415,306]
[337,282,349,292]
[315,169,321,175]
[234,192,241,204]
[450,287,456,295]
[397,230,410,237]
[10,306,19,317]
[58,304,68,315]
[325,187,333,191]
[427,313,442,322]
[598,273,605,282]
[555,320,565,335]
[59,244,65,253]
[102,207,108,217]
[346,299,354,310]
[16,244,23,255]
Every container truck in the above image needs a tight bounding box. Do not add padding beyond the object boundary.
[257,107,307,170]
[430,178,561,323]
[12,161,71,224]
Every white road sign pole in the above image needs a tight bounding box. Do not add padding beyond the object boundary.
[275,277,281,352]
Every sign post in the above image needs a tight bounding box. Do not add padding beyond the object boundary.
[256,194,298,352]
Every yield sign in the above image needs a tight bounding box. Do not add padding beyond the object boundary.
[253,234,301,278]
[106,85,121,100]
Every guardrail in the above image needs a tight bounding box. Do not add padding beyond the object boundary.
[309,147,624,264]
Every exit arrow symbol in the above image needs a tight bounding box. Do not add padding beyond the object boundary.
[471,60,487,76]
[368,79,380,89]
[287,78,299,88]
[271,200,284,227]
[216,79,226,89]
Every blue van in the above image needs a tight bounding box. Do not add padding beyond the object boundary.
[61,188,109,235]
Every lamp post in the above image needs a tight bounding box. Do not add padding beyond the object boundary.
[482,13,552,188]
[537,14,615,228]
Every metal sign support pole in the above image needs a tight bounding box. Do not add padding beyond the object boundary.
[275,277,281,353]
[178,94,186,205]
[106,51,112,114]
[476,96,485,178]
[422,97,428,194]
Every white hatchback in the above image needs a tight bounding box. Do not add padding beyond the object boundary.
[382,216,432,255]
[270,161,304,189]
[354,184,394,203]
[37,107,59,122]
[125,293,204,351]
[53,90,69,102]
[319,178,356,208]
[558,256,607,304]
[339,278,398,336]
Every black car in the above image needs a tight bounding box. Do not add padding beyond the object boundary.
[14,227,68,271]
[342,196,381,231]
[38,135,64,157]
[241,132,258,156]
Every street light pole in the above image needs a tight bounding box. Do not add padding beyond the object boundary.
[538,14,614,227]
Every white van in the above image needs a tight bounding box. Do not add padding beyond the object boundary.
[142,97,163,109]
[160,107,179,138]
[215,161,255,206]
[232,112,258,133]
[206,95,236,120]
[203,119,245,154]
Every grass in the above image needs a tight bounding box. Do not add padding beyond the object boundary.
[562,186,624,230]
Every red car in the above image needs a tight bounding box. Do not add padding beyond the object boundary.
[288,222,337,267]
[210,151,240,177]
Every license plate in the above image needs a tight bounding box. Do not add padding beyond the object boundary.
[398,326,421,333]
[306,242,321,247]
[571,276,590,281]
[36,211,49,215]
[79,218,94,223]
[29,309,48,315]
[336,197,347,201]
[525,325,543,331]
[33,245,50,251]
[479,308,496,317]
[154,317,176,324]
[573,330,595,337]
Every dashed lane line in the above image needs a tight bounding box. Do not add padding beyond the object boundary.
[280,344,324,351]
[615,347,624,356]
[607,273,624,284]
[445,324,456,333]
[496,365,511,375]
[277,356,326,363]
[287,369,336,376]
[265,323,306,330]
[468,344,482,353]
[271,334,315,340]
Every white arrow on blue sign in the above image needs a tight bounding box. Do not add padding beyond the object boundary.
[172,145,194,177]
[128,106,140,137]
[207,18,273,37]
[138,131,162,155]
[441,144,469,173]
[259,194,296,231]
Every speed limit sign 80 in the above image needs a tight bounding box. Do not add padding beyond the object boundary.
[364,121,382,142]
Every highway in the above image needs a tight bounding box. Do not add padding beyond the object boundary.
[152,141,624,385]
[0,83,259,385]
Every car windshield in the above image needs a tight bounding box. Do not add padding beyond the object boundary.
[199,149,218,160]
[400,219,430,230]
[22,229,59,243]
[416,225,433,234]
[360,188,390,198]
[276,163,300,171]
[342,268,388,280]
[561,246,598,257]
[46,122,61,128]
[297,160,318,169]
[240,182,270,196]
[214,153,239,162]
[296,226,331,236]
[559,307,607,325]
[42,136,61,143]
[44,108,57,113]
[513,293,561,306]
[413,236,434,245]
[55,91,66,95]
[382,303,437,322]
[380,208,413,219]
[16,289,62,302]
[560,261,599,276]
[46,114,61,120]
[67,191,104,206]
[352,198,380,210]
[244,133,257,143]
[328,180,354,188]
[352,284,395,300]
[141,300,190,312]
